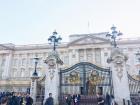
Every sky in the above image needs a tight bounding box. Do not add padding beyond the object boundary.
[0,0,140,45]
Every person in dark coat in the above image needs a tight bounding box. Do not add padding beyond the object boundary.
[76,94,81,105]
[45,93,54,105]
[9,93,19,105]
[0,96,8,105]
[66,94,72,105]
[105,93,111,105]
[26,94,33,105]
[97,93,105,105]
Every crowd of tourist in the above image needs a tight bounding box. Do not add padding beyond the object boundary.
[0,92,33,105]
[1,91,139,105]
[64,94,81,105]
[61,93,118,105]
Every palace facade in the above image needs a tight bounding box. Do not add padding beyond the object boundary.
[0,32,140,92]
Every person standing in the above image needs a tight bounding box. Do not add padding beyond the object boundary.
[66,94,72,105]
[26,94,33,105]
[45,93,54,105]
[0,97,8,105]
[10,93,19,105]
[97,93,104,105]
[105,93,111,105]
[110,95,118,105]
[76,94,81,105]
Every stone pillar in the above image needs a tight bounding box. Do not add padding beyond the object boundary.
[44,51,63,105]
[30,76,39,104]
[108,48,130,104]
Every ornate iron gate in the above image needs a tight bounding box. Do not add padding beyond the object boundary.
[59,62,113,104]
[128,73,140,104]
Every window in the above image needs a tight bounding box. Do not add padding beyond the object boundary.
[13,59,18,66]
[64,56,69,65]
[104,52,108,56]
[79,49,84,62]
[86,49,92,62]
[21,58,26,66]
[29,68,33,77]
[37,58,42,66]
[72,54,75,58]
[95,48,101,64]
[1,59,6,67]
[29,58,34,66]
[13,69,17,77]
[0,68,4,79]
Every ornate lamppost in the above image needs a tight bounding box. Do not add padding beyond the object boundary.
[48,31,62,51]
[106,25,122,48]
[44,31,63,105]
[30,56,39,104]
[32,57,39,77]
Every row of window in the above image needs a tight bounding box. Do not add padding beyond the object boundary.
[12,68,42,77]
[13,58,43,66]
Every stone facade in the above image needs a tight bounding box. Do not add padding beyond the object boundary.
[0,32,140,92]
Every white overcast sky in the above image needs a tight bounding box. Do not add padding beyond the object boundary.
[0,0,140,45]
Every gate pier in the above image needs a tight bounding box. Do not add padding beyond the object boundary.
[108,48,131,104]
[44,51,63,105]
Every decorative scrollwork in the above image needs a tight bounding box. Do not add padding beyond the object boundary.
[47,59,56,80]
[68,71,80,84]
[108,48,128,81]
[89,70,104,85]
[113,55,125,81]
[49,69,55,80]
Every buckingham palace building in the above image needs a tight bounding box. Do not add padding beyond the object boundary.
[0,31,140,93]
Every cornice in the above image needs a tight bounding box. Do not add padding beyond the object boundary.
[0,33,140,51]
